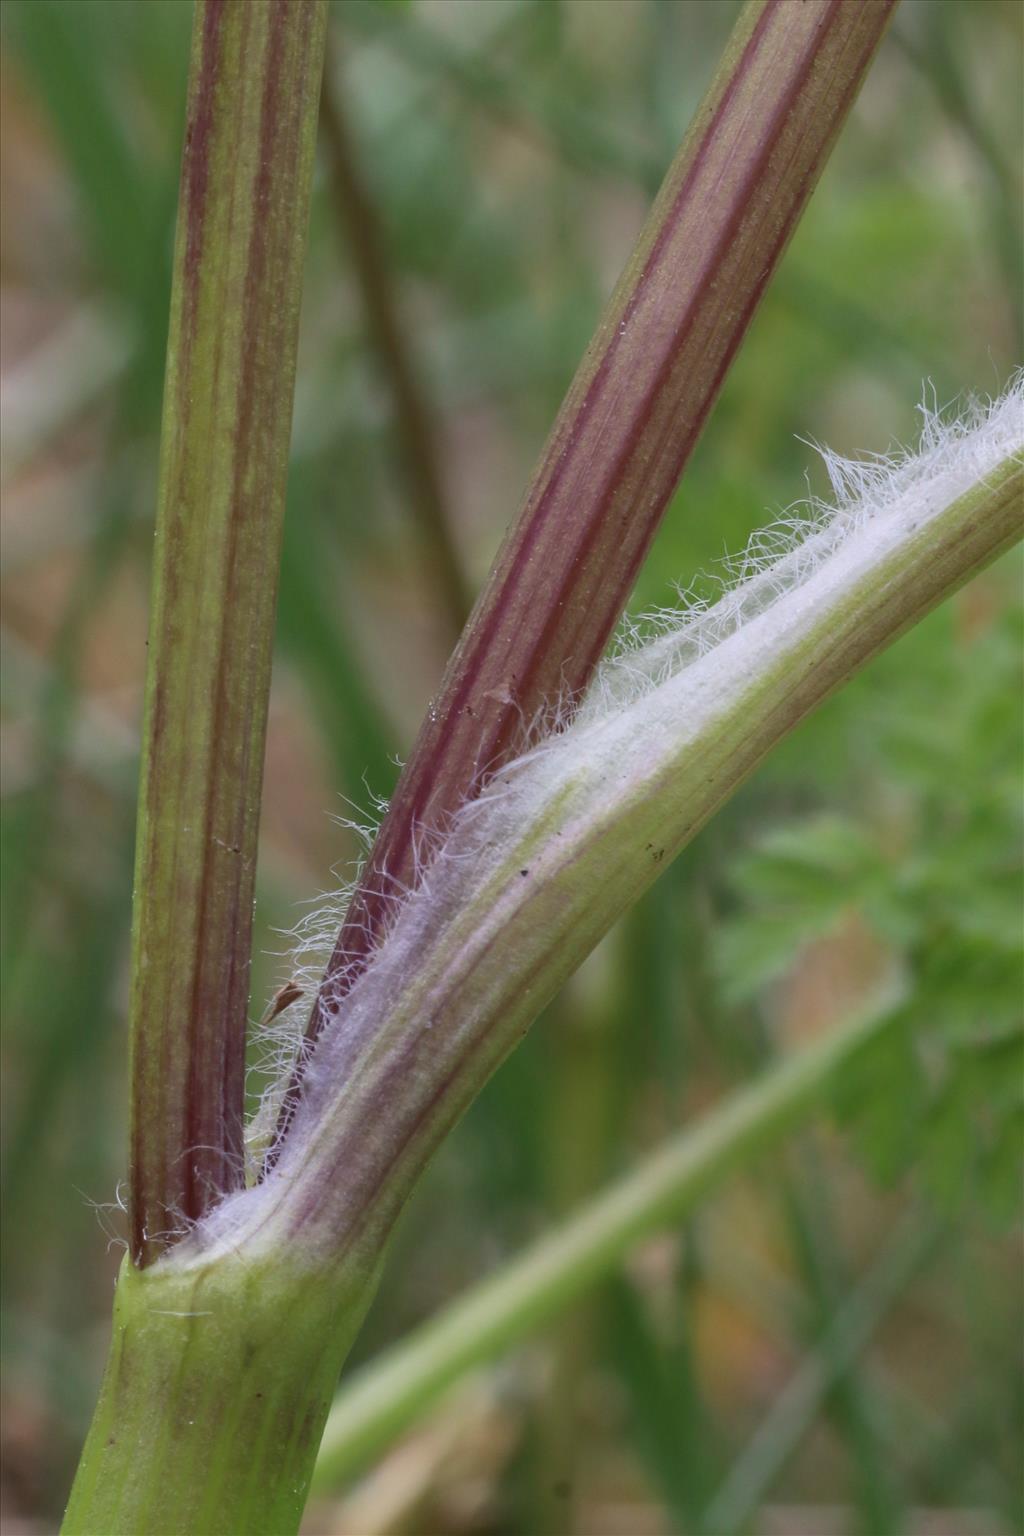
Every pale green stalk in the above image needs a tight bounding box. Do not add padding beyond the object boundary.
[207,433,1021,1273]
[312,994,902,1489]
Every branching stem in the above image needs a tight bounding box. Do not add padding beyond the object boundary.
[274,0,899,1157]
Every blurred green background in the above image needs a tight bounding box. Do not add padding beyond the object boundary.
[1,1,1021,1532]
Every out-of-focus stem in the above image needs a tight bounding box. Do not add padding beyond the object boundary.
[129,0,326,1263]
[310,999,899,1490]
[319,30,471,638]
[274,0,898,1152]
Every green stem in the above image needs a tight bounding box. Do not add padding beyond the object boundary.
[311,997,899,1490]
[62,1247,379,1536]
[128,0,327,1261]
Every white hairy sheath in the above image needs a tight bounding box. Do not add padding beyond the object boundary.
[178,379,1020,1267]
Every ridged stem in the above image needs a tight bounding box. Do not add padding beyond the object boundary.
[250,453,1021,1263]
[275,0,898,1152]
[62,1245,379,1536]
[128,0,327,1262]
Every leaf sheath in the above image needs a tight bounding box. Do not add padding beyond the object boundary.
[292,0,899,1091]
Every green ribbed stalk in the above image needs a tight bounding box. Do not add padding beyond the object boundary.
[62,1248,378,1536]
[128,0,327,1263]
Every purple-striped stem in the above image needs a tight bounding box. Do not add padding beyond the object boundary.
[230,413,1022,1268]
[129,0,327,1264]
[271,0,898,1159]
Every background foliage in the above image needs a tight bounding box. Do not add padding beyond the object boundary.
[1,2,1020,1532]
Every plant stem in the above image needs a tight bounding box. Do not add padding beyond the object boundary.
[62,1245,379,1536]
[129,0,326,1262]
[66,433,1018,1533]
[319,30,471,638]
[277,0,898,1148]
[310,998,899,1490]
[255,448,1021,1268]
